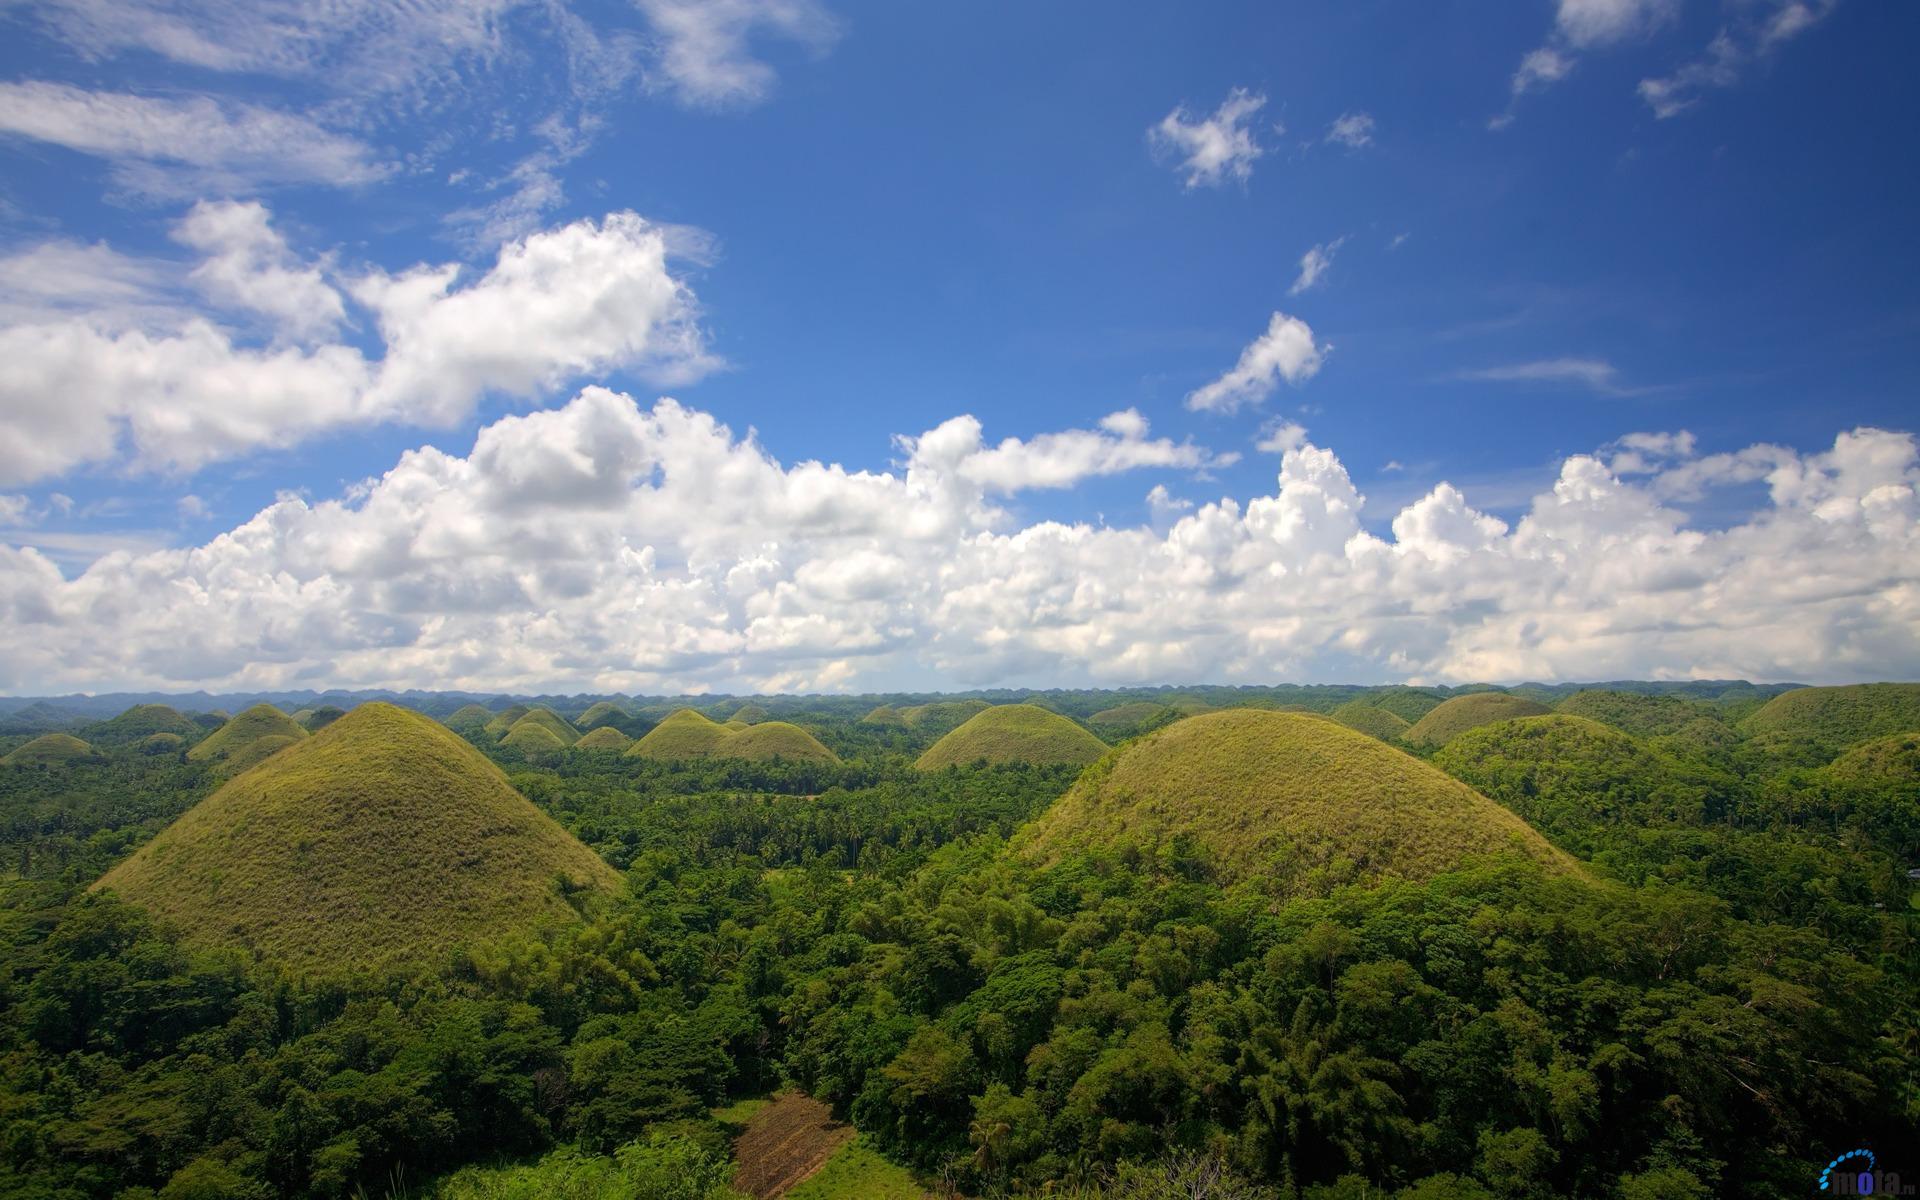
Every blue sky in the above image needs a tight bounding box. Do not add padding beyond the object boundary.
[0,0,1916,694]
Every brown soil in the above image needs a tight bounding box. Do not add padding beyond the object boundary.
[732,1091,856,1199]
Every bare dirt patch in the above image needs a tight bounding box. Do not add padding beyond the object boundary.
[732,1091,857,1199]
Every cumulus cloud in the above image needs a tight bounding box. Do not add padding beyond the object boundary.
[1186,312,1329,413]
[0,82,391,195]
[1639,0,1840,119]
[635,0,841,107]
[1149,88,1267,189]
[0,390,1912,694]
[1325,112,1375,149]
[1290,237,1347,295]
[0,208,717,485]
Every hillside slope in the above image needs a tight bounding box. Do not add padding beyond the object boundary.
[1405,693,1552,747]
[1021,709,1576,887]
[96,703,620,975]
[1740,683,1920,749]
[916,704,1108,770]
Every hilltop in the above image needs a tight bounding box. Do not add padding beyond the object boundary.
[1404,692,1552,747]
[445,703,496,732]
[862,700,993,735]
[500,717,570,754]
[3,732,100,767]
[1553,689,1723,738]
[1367,688,1446,722]
[300,705,347,732]
[915,704,1108,770]
[186,705,308,776]
[1825,731,1920,786]
[1021,709,1575,888]
[1739,683,1920,750]
[1086,701,1178,734]
[574,726,633,752]
[87,704,202,747]
[576,701,631,731]
[628,709,839,764]
[95,703,620,975]
[1329,701,1411,742]
[509,707,579,746]
[483,704,533,738]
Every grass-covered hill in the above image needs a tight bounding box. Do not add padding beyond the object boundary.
[576,701,631,731]
[729,703,770,724]
[859,705,904,726]
[1824,731,1920,786]
[483,704,534,738]
[500,717,570,754]
[1432,714,1724,853]
[300,705,347,732]
[1086,700,1177,732]
[914,704,1109,770]
[1329,700,1412,741]
[185,704,308,775]
[573,726,633,752]
[1739,683,1920,750]
[511,707,580,746]
[138,732,187,755]
[2,732,101,767]
[1553,689,1723,738]
[628,709,840,763]
[1367,687,1446,723]
[86,703,202,747]
[1021,709,1575,887]
[1404,692,1552,747]
[95,702,621,975]
[445,703,495,732]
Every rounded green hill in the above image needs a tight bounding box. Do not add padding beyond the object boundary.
[187,705,308,775]
[915,704,1108,770]
[729,703,770,724]
[1554,690,1721,738]
[483,704,534,738]
[627,709,839,763]
[1405,693,1552,748]
[301,705,347,732]
[95,703,620,976]
[1740,684,1920,750]
[90,703,202,746]
[859,705,904,726]
[500,718,569,754]
[574,726,633,752]
[1825,731,1920,786]
[576,701,630,731]
[898,700,991,734]
[1088,701,1176,731]
[509,707,579,746]
[1329,701,1412,742]
[445,703,496,732]
[3,732,100,767]
[139,732,187,755]
[1020,710,1577,888]
[1367,688,1446,723]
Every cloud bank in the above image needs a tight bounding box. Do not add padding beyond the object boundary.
[3,391,1914,695]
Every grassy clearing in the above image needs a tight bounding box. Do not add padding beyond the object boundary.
[730,1092,854,1199]
[1404,692,1552,747]
[915,704,1108,770]
[781,1137,924,1200]
[1021,709,1577,889]
[96,702,620,976]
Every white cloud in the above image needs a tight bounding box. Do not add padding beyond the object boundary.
[1290,237,1347,295]
[1555,0,1681,50]
[0,82,390,194]
[1255,421,1310,455]
[635,0,841,107]
[0,208,717,485]
[1149,88,1267,189]
[1639,0,1839,119]
[1458,357,1630,394]
[1186,312,1329,413]
[173,201,345,341]
[0,393,1912,693]
[1325,112,1375,149]
[947,410,1218,492]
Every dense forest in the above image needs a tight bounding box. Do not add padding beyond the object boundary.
[0,683,1914,1199]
